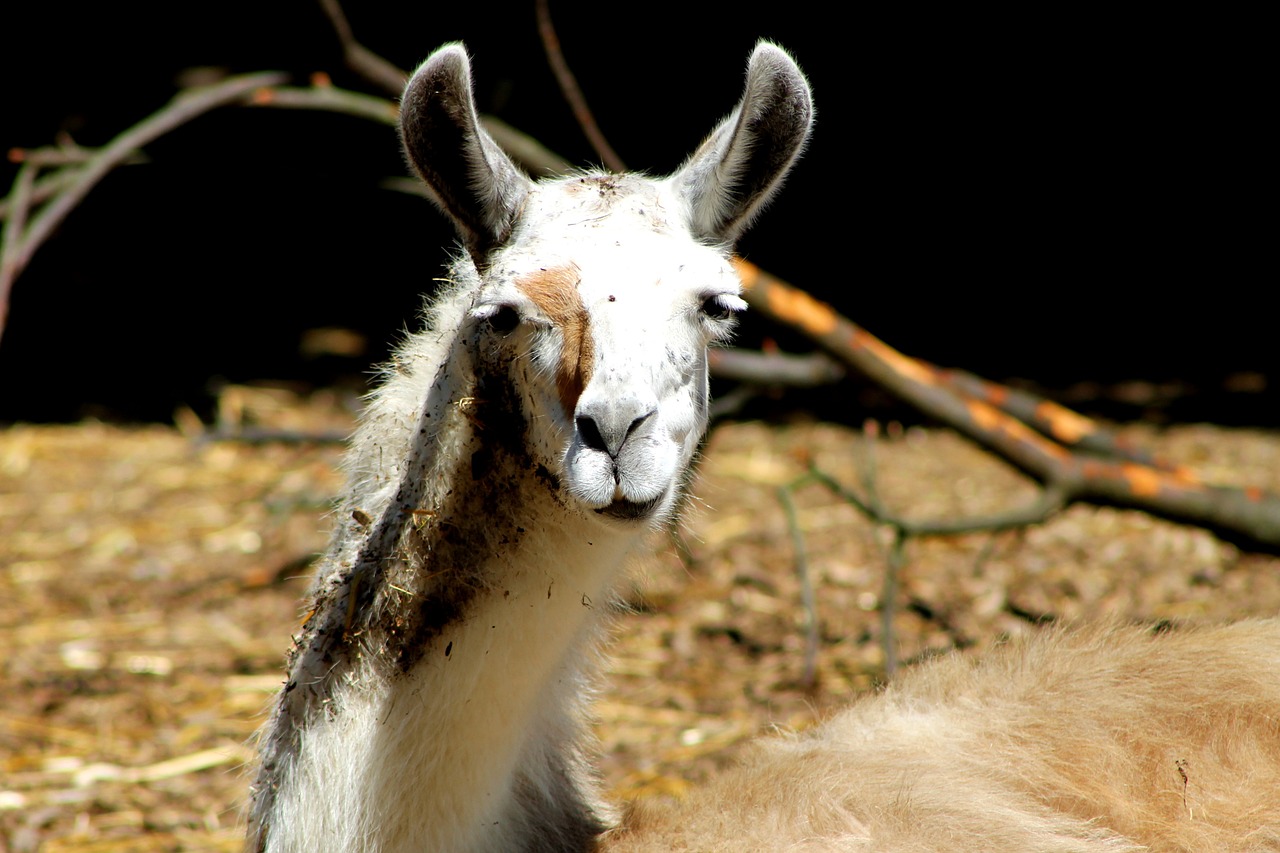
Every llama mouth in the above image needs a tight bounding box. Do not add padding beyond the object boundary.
[596,494,664,521]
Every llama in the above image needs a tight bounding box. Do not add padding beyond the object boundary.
[247,41,1280,853]
[606,619,1280,852]
[246,41,814,852]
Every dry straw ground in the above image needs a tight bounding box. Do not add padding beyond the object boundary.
[4,386,1279,851]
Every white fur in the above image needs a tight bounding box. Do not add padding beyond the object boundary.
[246,41,813,853]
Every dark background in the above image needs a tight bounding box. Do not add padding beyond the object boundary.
[2,3,1271,425]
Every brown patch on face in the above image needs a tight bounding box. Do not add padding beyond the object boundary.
[516,264,594,417]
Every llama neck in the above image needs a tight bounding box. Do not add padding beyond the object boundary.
[252,306,640,852]
[285,523,631,852]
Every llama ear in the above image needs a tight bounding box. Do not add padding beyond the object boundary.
[399,43,534,261]
[672,42,814,245]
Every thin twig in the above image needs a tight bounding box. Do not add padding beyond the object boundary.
[315,0,407,96]
[0,162,35,342]
[0,169,72,220]
[883,529,905,679]
[776,485,820,689]
[249,84,400,126]
[859,420,886,519]
[201,426,349,446]
[9,145,126,168]
[785,420,1069,677]
[479,116,572,177]
[0,69,568,346]
[2,72,287,323]
[971,530,1004,579]
[0,157,147,220]
[808,465,1070,538]
[535,0,626,172]
[253,85,571,176]
[316,0,572,175]
[860,419,897,676]
[708,347,845,387]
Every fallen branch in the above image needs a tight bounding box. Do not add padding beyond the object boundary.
[778,417,1069,676]
[707,347,845,387]
[933,368,1177,471]
[735,258,1280,554]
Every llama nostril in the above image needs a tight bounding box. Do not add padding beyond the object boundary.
[626,410,655,440]
[576,416,608,454]
[576,407,656,458]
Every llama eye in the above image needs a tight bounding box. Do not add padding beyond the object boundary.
[484,305,522,335]
[699,293,745,323]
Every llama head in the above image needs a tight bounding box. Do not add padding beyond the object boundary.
[399,43,812,528]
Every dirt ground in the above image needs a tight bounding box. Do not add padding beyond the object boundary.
[3,386,1279,852]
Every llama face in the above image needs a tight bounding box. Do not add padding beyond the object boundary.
[398,40,811,523]
[471,175,743,526]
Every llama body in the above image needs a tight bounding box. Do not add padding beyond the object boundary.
[246,42,813,852]
[608,619,1280,852]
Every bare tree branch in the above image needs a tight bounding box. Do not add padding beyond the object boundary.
[1,71,286,345]
[312,0,571,176]
[315,0,407,96]
[733,257,1280,554]
[0,149,148,221]
[779,416,1068,677]
[0,168,78,220]
[535,0,626,172]
[0,162,34,341]
[0,73,567,347]
[776,485,820,689]
[250,79,401,125]
[934,368,1178,472]
[479,116,571,177]
[708,347,845,387]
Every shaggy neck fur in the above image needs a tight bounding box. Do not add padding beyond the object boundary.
[249,265,636,851]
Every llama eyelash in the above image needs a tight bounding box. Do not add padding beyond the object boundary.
[696,292,746,343]
[698,292,746,321]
